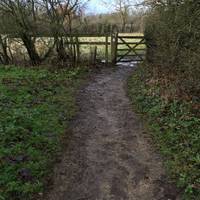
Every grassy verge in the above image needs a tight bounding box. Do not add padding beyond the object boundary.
[0,65,88,200]
[128,65,200,199]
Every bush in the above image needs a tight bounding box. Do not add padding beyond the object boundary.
[144,0,200,100]
[137,1,200,197]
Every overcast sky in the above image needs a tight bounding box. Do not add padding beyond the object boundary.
[86,0,112,14]
[86,0,142,14]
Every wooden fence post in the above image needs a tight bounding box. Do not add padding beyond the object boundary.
[105,35,109,65]
[111,33,114,63]
[75,36,80,64]
[111,32,118,64]
[90,46,97,66]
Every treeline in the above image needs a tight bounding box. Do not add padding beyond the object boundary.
[145,0,200,100]
[84,11,145,33]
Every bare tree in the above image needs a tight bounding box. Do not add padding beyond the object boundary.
[103,0,138,31]
[142,0,183,7]
[0,0,41,65]
[41,0,85,64]
[0,0,55,65]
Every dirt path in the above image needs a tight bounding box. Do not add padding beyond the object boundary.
[45,66,179,200]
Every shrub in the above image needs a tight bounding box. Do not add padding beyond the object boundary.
[144,0,200,100]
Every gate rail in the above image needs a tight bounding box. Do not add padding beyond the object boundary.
[111,33,146,64]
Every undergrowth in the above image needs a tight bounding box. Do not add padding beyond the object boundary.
[0,65,88,200]
[128,65,200,200]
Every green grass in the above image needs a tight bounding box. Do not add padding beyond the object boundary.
[128,65,200,200]
[0,65,88,200]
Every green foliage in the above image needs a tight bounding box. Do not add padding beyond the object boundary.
[0,65,88,200]
[128,66,200,199]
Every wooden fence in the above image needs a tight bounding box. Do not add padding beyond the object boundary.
[111,33,146,63]
[51,33,146,64]
[4,33,146,65]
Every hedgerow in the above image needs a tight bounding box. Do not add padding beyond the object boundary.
[144,0,200,100]
[129,1,200,198]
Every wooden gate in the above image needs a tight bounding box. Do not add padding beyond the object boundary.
[111,33,146,63]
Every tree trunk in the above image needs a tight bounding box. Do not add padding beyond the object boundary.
[0,36,10,65]
[21,34,41,65]
[56,37,68,62]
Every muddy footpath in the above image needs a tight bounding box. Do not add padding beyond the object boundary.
[44,66,180,200]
